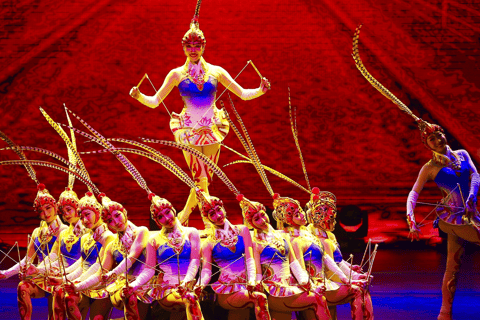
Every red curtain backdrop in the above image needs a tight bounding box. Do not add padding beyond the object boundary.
[1,0,480,247]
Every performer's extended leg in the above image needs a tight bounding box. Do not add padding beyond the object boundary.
[17,280,45,320]
[178,143,220,225]
[217,290,271,320]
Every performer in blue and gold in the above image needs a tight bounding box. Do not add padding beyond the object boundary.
[129,0,270,224]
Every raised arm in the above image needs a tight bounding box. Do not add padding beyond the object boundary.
[407,163,432,240]
[216,66,268,101]
[130,69,179,108]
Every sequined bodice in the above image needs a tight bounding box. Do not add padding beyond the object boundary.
[34,235,57,263]
[60,230,82,267]
[260,239,289,280]
[178,76,218,127]
[81,234,103,270]
[434,159,471,210]
[304,242,325,277]
[156,240,192,284]
[212,235,246,276]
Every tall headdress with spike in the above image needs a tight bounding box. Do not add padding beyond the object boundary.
[182,0,206,46]
[352,25,444,148]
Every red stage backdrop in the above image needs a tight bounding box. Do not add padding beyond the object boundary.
[1,0,480,249]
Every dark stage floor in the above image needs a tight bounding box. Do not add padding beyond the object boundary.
[1,247,480,320]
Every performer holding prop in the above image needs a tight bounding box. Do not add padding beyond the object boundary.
[0,131,67,320]
[353,25,480,320]
[129,0,270,224]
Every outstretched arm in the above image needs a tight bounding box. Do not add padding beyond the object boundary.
[217,66,268,101]
[407,163,432,240]
[130,70,179,108]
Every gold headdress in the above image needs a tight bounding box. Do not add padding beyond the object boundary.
[182,0,206,46]
[78,191,103,222]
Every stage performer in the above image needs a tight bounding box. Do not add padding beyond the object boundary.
[352,25,480,320]
[95,194,153,320]
[0,132,68,320]
[196,195,271,320]
[305,190,373,319]
[129,0,270,224]
[123,193,204,320]
[238,195,331,320]
[51,192,115,320]
[273,193,372,320]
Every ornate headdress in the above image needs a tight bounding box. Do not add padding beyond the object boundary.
[99,193,127,221]
[149,192,175,221]
[33,183,57,213]
[305,187,337,225]
[78,191,103,222]
[182,0,206,46]
[352,25,444,149]
[236,194,265,229]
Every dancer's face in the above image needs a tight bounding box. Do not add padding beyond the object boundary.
[104,210,127,233]
[183,42,204,63]
[287,203,307,226]
[426,131,447,153]
[251,208,269,231]
[314,205,337,231]
[62,205,78,224]
[80,209,98,229]
[155,208,176,229]
[39,203,57,223]
[208,204,226,226]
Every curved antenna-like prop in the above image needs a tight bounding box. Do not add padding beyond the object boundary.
[0,160,99,193]
[288,88,311,191]
[0,145,99,195]
[62,107,149,193]
[352,25,425,127]
[0,131,39,185]
[39,107,90,182]
[140,138,240,196]
[221,98,274,196]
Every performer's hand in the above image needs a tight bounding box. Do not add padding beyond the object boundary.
[0,271,6,280]
[351,279,368,288]
[48,276,63,286]
[313,283,326,294]
[299,281,311,292]
[64,283,77,295]
[129,87,140,100]
[101,272,117,285]
[193,285,204,298]
[121,286,135,299]
[408,223,421,241]
[260,77,271,93]
[351,264,363,273]
[466,193,477,214]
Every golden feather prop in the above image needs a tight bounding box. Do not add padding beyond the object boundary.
[288,88,311,191]
[0,160,98,193]
[0,130,39,185]
[225,95,275,197]
[352,25,423,125]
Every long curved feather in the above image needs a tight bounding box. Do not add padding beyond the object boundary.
[352,25,421,122]
[141,138,240,196]
[0,146,99,195]
[224,159,311,194]
[39,107,90,182]
[64,104,77,188]
[0,131,39,185]
[225,96,274,196]
[0,160,98,194]
[288,88,311,191]
[63,107,149,193]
